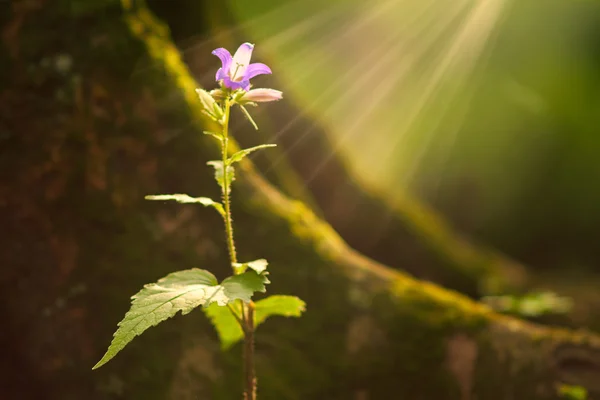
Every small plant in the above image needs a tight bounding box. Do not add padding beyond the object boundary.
[482,291,573,318]
[558,384,588,400]
[93,43,305,400]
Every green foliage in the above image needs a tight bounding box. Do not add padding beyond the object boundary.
[482,291,573,317]
[232,258,269,274]
[558,384,588,400]
[145,194,225,217]
[93,269,268,369]
[254,295,306,325]
[196,88,223,122]
[207,161,235,195]
[228,144,277,165]
[204,303,243,350]
[205,295,306,349]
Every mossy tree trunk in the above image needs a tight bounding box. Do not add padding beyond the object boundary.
[1,1,600,399]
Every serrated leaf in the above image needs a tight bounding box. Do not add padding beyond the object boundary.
[254,295,306,325]
[145,194,224,217]
[205,295,305,350]
[220,272,270,301]
[93,269,268,369]
[207,161,235,195]
[232,258,268,275]
[228,145,277,165]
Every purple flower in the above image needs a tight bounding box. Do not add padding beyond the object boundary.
[212,43,272,91]
[240,89,283,103]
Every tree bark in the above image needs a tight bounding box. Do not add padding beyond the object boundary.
[1,1,599,399]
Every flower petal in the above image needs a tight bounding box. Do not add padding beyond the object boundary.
[243,63,272,80]
[238,80,251,91]
[241,88,283,103]
[212,48,232,78]
[222,76,251,91]
[215,67,228,81]
[231,43,254,80]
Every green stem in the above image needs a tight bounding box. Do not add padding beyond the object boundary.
[221,99,237,266]
[221,97,257,400]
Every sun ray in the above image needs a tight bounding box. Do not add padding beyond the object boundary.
[183,0,514,201]
[302,0,475,183]
[379,0,512,186]
[265,0,448,172]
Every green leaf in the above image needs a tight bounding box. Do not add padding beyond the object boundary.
[203,131,223,142]
[228,144,277,165]
[220,272,270,301]
[196,88,216,110]
[204,302,243,350]
[207,161,235,194]
[232,258,269,275]
[254,295,306,325]
[205,295,305,350]
[239,104,259,130]
[93,269,268,369]
[196,88,223,121]
[145,194,224,217]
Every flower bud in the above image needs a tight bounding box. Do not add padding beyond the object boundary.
[239,88,283,103]
[209,89,226,100]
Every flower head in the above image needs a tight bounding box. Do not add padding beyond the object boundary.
[212,43,272,91]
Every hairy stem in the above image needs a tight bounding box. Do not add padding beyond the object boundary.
[221,98,257,400]
[221,99,237,266]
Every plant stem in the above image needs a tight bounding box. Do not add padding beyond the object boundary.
[221,98,257,400]
[244,301,256,400]
[221,99,237,266]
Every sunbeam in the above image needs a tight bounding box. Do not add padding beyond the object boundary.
[226,0,511,195]
[203,0,517,201]
[301,0,477,183]
[263,0,446,172]
[380,0,513,188]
